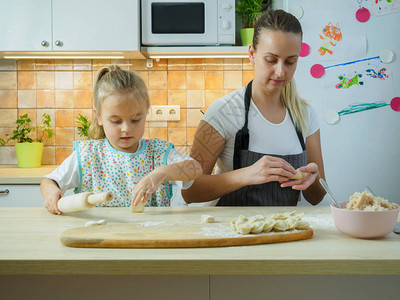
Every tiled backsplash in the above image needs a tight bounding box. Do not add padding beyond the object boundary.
[0,58,254,165]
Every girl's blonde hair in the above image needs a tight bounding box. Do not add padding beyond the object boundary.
[254,9,309,136]
[88,65,149,139]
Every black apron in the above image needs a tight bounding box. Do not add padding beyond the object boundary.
[217,81,308,206]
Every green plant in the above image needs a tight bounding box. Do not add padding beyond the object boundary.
[0,113,53,146]
[76,114,91,139]
[236,0,264,28]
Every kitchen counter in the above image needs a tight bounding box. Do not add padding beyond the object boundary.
[1,206,399,276]
[0,165,57,184]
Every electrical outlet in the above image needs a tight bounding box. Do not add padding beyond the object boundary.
[147,105,181,121]
[166,105,180,121]
[151,106,167,121]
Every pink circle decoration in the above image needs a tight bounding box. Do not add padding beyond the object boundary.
[310,64,325,78]
[390,97,400,112]
[356,8,370,23]
[299,43,310,57]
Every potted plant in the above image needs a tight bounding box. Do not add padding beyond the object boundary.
[236,0,264,46]
[0,113,53,168]
[76,114,91,139]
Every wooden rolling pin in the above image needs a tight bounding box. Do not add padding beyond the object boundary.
[58,192,113,213]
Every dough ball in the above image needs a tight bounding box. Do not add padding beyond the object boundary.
[250,221,264,234]
[201,215,215,223]
[236,223,253,235]
[296,220,310,230]
[286,217,298,230]
[262,219,275,232]
[131,201,145,213]
[273,219,289,231]
[291,171,303,180]
[248,215,265,224]
[237,215,248,222]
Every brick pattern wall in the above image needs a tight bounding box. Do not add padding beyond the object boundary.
[0,58,254,165]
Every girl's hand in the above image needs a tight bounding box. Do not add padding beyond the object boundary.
[280,162,319,190]
[44,190,63,215]
[243,155,297,186]
[131,170,167,206]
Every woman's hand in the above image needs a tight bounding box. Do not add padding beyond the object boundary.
[280,162,319,190]
[131,170,167,206]
[44,190,63,215]
[243,155,298,185]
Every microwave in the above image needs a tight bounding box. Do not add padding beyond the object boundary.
[141,0,235,46]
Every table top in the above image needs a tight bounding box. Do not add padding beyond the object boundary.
[1,206,399,276]
[0,165,57,184]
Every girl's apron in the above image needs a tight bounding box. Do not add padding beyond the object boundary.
[217,81,307,206]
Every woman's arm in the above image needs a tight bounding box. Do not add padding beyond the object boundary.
[182,121,298,204]
[302,129,326,205]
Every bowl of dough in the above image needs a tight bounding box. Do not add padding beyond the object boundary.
[331,191,399,239]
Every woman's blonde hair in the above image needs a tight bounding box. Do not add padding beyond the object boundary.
[88,65,149,139]
[254,9,309,136]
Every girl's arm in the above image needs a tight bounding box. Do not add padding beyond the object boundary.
[181,121,298,204]
[41,178,63,215]
[131,159,203,206]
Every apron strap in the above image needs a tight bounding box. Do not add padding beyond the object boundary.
[287,110,306,151]
[233,80,252,170]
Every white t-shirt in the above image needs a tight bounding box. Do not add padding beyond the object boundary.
[201,86,319,205]
[45,139,194,194]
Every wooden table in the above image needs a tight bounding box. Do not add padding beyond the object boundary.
[1,206,399,299]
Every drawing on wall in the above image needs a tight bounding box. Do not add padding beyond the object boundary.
[335,73,363,89]
[357,0,400,16]
[299,10,367,61]
[318,22,343,56]
[366,67,389,79]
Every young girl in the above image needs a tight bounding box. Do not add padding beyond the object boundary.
[41,65,202,214]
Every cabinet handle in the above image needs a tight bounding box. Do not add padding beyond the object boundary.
[55,40,63,47]
[41,40,49,47]
[0,189,9,195]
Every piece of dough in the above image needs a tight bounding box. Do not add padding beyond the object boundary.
[273,219,289,231]
[236,223,253,235]
[296,220,310,230]
[248,215,264,224]
[286,217,298,230]
[250,221,264,234]
[291,171,303,180]
[231,212,310,235]
[85,219,107,227]
[201,215,215,223]
[131,201,145,213]
[262,219,275,232]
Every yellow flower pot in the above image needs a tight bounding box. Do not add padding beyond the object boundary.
[15,142,43,168]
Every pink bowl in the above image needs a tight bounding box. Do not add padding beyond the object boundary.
[331,201,399,239]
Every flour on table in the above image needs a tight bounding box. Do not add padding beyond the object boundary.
[85,219,107,227]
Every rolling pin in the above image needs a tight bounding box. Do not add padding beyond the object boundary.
[57,191,113,213]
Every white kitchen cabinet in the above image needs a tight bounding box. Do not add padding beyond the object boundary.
[0,0,140,52]
[0,184,73,207]
[0,0,52,51]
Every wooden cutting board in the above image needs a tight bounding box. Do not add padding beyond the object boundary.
[60,220,313,248]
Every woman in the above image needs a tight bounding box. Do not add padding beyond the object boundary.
[182,9,326,206]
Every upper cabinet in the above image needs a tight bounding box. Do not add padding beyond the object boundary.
[0,0,140,52]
